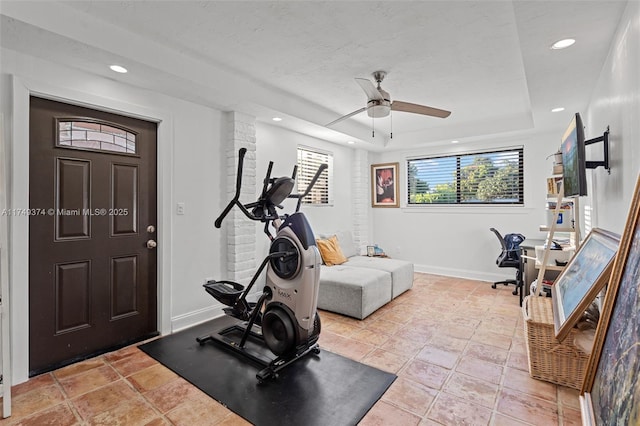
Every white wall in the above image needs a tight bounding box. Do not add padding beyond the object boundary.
[371,133,561,282]
[255,123,354,242]
[0,48,227,382]
[585,0,640,233]
[165,104,226,327]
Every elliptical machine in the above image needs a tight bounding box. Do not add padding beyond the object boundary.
[197,148,327,383]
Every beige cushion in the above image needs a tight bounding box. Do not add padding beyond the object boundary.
[316,235,348,266]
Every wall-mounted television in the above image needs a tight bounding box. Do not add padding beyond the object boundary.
[561,113,587,197]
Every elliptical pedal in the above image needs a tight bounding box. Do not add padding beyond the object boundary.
[203,280,244,306]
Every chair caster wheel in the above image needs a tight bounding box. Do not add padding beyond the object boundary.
[491,283,497,289]
[512,290,518,296]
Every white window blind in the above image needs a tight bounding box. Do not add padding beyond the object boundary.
[297,147,333,205]
[407,148,524,205]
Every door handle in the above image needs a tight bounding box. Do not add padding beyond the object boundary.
[146,239,157,249]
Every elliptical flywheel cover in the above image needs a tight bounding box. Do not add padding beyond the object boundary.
[262,306,297,356]
[269,236,300,279]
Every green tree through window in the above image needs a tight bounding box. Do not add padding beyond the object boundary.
[407,148,523,205]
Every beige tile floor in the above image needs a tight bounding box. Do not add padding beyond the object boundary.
[0,273,582,425]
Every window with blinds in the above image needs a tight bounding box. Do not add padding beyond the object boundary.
[407,148,523,205]
[297,147,333,205]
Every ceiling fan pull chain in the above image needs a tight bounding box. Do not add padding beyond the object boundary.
[390,111,393,139]
[372,115,375,138]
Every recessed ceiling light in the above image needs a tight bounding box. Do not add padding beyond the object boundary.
[451,140,459,144]
[551,107,565,112]
[109,65,128,73]
[272,117,282,122]
[551,38,575,50]
[347,140,355,144]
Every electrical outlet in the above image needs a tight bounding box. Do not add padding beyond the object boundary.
[176,202,185,215]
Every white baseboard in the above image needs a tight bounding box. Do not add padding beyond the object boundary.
[413,263,514,283]
[170,305,225,333]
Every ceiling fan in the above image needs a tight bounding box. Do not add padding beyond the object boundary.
[326,71,451,129]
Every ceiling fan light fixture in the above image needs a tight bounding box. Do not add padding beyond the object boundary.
[366,98,391,118]
[325,71,451,127]
[367,104,391,118]
[551,38,575,50]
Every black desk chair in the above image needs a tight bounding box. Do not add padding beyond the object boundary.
[490,228,525,296]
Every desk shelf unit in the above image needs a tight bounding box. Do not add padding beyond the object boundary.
[534,180,580,296]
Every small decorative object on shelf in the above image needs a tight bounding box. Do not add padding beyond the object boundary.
[546,201,574,228]
[547,177,563,195]
[366,246,375,257]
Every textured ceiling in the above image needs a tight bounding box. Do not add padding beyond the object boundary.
[0,1,629,150]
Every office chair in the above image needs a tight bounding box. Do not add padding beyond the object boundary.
[490,228,525,296]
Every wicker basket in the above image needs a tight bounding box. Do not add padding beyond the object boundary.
[522,295,589,389]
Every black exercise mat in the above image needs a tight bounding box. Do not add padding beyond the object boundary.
[139,317,396,426]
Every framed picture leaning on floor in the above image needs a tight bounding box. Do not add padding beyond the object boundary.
[551,228,620,342]
[580,174,640,426]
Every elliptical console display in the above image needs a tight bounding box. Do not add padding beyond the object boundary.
[197,148,327,383]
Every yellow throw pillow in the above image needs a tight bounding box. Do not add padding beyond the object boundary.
[316,235,348,266]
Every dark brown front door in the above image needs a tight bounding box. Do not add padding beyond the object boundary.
[29,97,158,375]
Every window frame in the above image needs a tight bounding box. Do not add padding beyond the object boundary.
[406,147,524,206]
[56,117,139,157]
[296,145,334,206]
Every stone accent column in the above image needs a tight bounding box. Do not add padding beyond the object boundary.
[351,148,371,250]
[225,112,257,283]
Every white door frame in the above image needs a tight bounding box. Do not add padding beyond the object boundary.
[9,75,174,384]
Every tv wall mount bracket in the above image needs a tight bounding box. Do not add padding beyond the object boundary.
[585,126,610,174]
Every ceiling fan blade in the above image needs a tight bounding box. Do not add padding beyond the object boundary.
[391,101,451,118]
[355,78,384,101]
[325,107,367,127]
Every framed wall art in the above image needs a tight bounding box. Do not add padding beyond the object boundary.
[551,228,620,342]
[580,174,640,426]
[371,163,399,208]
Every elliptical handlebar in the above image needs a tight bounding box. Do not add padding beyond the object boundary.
[215,147,251,228]
[289,163,328,212]
[215,148,328,228]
